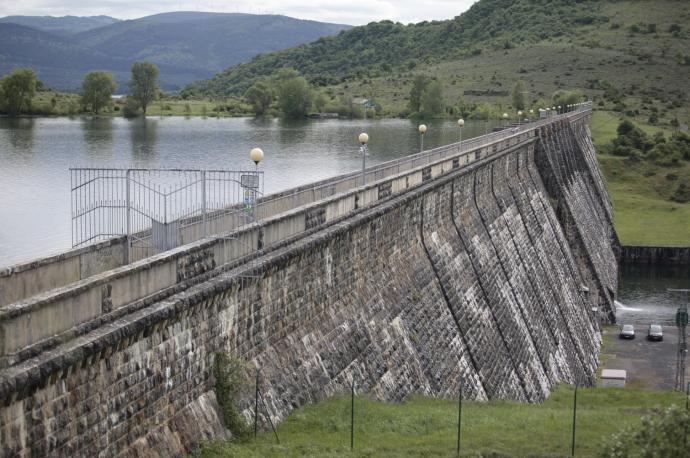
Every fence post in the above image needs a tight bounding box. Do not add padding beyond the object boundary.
[351,379,355,450]
[201,171,207,237]
[254,371,259,439]
[125,169,131,264]
[686,382,689,448]
[571,385,578,457]
[259,388,280,444]
[457,380,463,457]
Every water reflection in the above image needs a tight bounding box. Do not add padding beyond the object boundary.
[617,263,690,325]
[1,118,35,152]
[81,117,114,157]
[129,118,159,160]
[277,118,311,147]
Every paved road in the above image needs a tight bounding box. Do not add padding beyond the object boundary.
[601,325,688,390]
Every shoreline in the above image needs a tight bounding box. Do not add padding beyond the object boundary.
[619,245,690,265]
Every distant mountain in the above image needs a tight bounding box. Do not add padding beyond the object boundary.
[0,12,351,91]
[0,15,119,35]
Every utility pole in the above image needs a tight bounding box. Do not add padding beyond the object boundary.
[670,289,689,391]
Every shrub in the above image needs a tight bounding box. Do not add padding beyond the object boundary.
[671,181,690,203]
[600,405,689,457]
[122,97,141,118]
[214,353,252,441]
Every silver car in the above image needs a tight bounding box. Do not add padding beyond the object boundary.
[619,324,635,340]
[647,324,663,341]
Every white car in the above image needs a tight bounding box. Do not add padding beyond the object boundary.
[619,324,635,340]
[647,324,663,341]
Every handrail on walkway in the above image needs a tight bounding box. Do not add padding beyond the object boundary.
[257,102,592,210]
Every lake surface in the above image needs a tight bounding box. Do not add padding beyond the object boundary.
[616,263,690,326]
[0,116,500,265]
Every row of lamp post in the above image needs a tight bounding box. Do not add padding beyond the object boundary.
[356,100,583,186]
[257,101,588,190]
[358,119,465,185]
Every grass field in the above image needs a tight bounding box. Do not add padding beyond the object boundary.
[591,111,690,246]
[22,90,253,117]
[192,385,685,458]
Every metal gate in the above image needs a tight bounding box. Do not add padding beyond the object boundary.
[70,168,264,263]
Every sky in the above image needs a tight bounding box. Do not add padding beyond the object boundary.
[0,0,479,25]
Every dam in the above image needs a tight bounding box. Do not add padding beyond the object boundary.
[0,103,619,457]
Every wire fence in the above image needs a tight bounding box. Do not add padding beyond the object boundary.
[247,374,689,457]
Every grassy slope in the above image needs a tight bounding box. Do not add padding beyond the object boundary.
[187,1,690,127]
[591,111,690,246]
[335,0,690,125]
[193,385,684,457]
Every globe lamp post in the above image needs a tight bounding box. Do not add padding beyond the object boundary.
[419,124,427,152]
[358,132,369,186]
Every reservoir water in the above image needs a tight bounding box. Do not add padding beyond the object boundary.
[616,263,690,326]
[0,116,499,265]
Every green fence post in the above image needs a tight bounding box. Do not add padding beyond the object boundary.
[351,379,355,450]
[457,381,463,457]
[571,385,578,457]
[254,371,259,439]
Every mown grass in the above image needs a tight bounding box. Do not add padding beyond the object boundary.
[192,385,684,458]
[591,111,690,246]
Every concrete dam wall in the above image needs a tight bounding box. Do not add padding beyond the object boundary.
[0,108,618,457]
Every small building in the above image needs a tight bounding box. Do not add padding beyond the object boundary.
[351,97,376,109]
[601,369,627,387]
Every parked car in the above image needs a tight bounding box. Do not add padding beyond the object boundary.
[619,324,635,339]
[647,324,663,341]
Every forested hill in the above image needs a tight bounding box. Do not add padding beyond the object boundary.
[183,0,613,96]
[183,0,690,115]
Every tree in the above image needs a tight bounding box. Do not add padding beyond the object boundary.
[420,80,444,116]
[552,89,584,110]
[0,68,37,115]
[408,75,431,113]
[511,80,527,110]
[313,91,328,113]
[129,62,159,116]
[244,81,273,116]
[81,71,117,114]
[275,69,312,119]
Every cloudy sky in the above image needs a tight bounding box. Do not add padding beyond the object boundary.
[0,0,479,25]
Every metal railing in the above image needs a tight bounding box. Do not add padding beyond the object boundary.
[69,103,591,265]
[255,103,592,216]
[71,168,264,262]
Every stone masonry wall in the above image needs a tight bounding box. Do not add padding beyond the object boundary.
[535,117,619,321]
[0,131,615,457]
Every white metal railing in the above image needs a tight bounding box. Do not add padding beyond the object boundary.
[256,102,592,214]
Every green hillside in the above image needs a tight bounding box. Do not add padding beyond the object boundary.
[185,0,690,126]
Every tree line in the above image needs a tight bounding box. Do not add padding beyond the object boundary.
[242,68,382,120]
[0,62,160,117]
